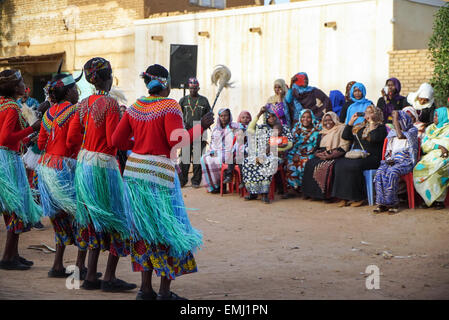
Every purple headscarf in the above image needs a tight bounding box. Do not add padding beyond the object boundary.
[383,77,405,123]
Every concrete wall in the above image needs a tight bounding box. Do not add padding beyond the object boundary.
[393,0,442,50]
[134,0,394,117]
[389,49,434,95]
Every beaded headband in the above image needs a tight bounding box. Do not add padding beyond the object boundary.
[140,71,170,90]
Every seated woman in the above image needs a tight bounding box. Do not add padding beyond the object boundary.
[413,107,449,209]
[331,105,387,207]
[376,78,409,125]
[201,108,239,193]
[242,105,292,204]
[344,82,374,126]
[302,111,351,200]
[285,72,332,123]
[374,110,419,214]
[231,110,252,186]
[284,109,321,197]
[267,79,290,127]
[407,83,436,126]
[403,106,426,140]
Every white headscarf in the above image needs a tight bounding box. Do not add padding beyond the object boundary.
[407,83,434,111]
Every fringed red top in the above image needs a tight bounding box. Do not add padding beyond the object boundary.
[112,96,203,158]
[67,94,133,156]
[37,101,80,168]
[0,97,34,152]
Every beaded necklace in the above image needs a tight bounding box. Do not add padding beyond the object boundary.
[187,95,200,117]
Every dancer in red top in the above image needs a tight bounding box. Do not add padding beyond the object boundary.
[36,70,96,279]
[0,70,42,270]
[67,57,136,292]
[112,64,214,300]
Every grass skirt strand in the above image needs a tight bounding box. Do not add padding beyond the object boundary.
[0,148,42,225]
[36,154,77,217]
[74,150,129,238]
[123,153,203,259]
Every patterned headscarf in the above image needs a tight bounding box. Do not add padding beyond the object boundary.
[188,77,199,89]
[345,81,357,102]
[403,106,419,123]
[45,72,82,98]
[140,72,170,91]
[352,105,384,139]
[0,70,22,86]
[84,57,111,84]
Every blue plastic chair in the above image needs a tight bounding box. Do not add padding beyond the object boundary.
[363,169,377,206]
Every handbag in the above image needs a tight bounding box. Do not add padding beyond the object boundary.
[345,132,370,159]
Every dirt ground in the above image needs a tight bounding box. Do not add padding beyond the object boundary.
[1,182,449,300]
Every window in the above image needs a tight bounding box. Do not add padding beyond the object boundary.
[189,0,226,9]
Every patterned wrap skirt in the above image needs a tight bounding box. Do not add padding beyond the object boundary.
[0,147,42,233]
[123,153,202,278]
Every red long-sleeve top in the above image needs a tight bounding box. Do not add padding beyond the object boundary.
[37,101,80,159]
[111,96,203,157]
[67,94,132,156]
[0,97,34,152]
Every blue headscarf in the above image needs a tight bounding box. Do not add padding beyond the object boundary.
[329,90,345,117]
[345,82,373,125]
[387,110,419,164]
[285,72,316,123]
[435,107,449,129]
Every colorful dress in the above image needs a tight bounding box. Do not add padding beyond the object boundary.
[201,108,239,192]
[413,107,449,206]
[374,111,418,206]
[112,95,203,279]
[285,109,320,189]
[67,92,132,256]
[36,100,87,249]
[0,97,42,233]
[242,118,293,195]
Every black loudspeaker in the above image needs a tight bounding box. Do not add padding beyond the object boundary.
[169,44,198,89]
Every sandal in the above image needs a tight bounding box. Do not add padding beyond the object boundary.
[336,200,348,207]
[350,200,365,207]
[261,194,270,204]
[15,256,33,266]
[156,291,187,300]
[0,259,31,271]
[81,279,103,290]
[433,202,445,210]
[101,278,137,292]
[388,207,399,215]
[48,268,71,278]
[373,205,387,214]
[136,290,158,300]
[244,194,258,201]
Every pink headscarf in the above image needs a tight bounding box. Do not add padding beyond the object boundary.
[237,110,252,124]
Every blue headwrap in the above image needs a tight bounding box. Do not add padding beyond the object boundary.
[387,110,419,164]
[435,107,449,129]
[345,82,374,125]
[329,90,345,117]
[140,72,170,91]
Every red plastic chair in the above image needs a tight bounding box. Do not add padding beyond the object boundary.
[381,137,421,209]
[219,164,241,196]
[268,164,287,201]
